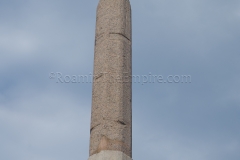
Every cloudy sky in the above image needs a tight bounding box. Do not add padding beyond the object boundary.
[0,0,240,160]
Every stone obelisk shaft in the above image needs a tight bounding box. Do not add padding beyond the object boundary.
[89,0,132,159]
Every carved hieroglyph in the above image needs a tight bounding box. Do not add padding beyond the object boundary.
[90,0,132,158]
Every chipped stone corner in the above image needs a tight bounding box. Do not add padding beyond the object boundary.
[88,150,133,160]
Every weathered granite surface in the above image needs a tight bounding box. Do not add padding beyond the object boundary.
[90,0,132,158]
[88,150,133,160]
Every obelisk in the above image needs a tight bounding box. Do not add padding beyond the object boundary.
[88,0,132,160]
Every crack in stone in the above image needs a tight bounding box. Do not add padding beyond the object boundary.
[94,73,103,80]
[109,32,131,41]
[116,120,127,126]
[90,124,101,133]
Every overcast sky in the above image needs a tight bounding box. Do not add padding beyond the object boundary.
[0,0,240,160]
